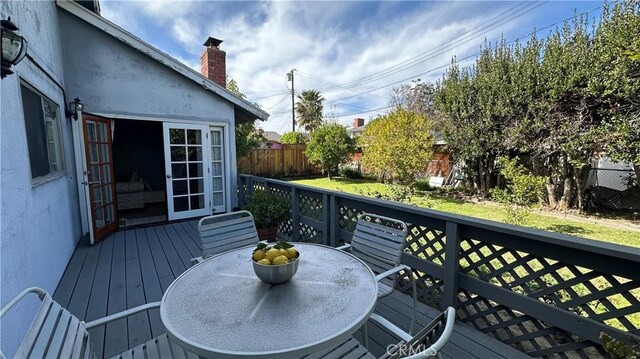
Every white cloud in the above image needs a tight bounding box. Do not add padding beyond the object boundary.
[99,1,540,135]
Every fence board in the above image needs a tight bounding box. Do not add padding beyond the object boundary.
[238,144,320,177]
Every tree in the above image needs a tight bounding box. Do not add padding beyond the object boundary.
[280,131,307,144]
[390,79,436,119]
[227,78,265,167]
[360,107,434,185]
[305,124,355,179]
[295,89,324,133]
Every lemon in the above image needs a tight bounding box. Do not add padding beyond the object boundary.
[265,248,281,262]
[253,250,266,262]
[257,258,271,265]
[272,255,288,265]
[285,247,299,259]
[280,248,292,259]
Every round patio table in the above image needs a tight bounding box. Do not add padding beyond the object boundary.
[160,243,378,359]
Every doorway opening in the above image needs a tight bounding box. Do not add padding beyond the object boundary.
[112,119,167,227]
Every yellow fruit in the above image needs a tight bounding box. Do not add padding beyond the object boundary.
[253,250,266,261]
[272,255,288,265]
[265,248,281,261]
[285,247,299,259]
[257,258,271,265]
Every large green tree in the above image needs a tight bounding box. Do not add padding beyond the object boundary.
[295,89,324,133]
[360,107,435,184]
[305,123,355,179]
[280,131,307,144]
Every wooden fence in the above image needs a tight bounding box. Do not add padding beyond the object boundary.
[238,144,321,177]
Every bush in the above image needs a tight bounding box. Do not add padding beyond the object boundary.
[338,167,363,179]
[413,180,435,191]
[280,131,306,144]
[243,189,290,229]
[356,185,413,204]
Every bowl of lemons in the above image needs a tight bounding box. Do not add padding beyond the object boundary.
[252,241,300,284]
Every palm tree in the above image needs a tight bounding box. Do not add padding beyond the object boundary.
[295,89,324,133]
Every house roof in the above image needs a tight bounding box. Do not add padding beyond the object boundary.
[57,0,269,123]
[263,131,281,143]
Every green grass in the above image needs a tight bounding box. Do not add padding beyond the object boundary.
[292,177,640,248]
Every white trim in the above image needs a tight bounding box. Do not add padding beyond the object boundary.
[88,112,230,127]
[56,0,269,121]
[224,124,232,213]
[72,111,95,242]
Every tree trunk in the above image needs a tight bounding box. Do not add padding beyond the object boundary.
[478,160,487,197]
[546,181,558,209]
[558,155,573,211]
[574,164,591,212]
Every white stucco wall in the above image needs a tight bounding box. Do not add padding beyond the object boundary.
[0,1,82,356]
[58,10,240,207]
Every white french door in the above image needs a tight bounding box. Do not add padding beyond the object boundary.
[163,123,212,220]
[210,128,225,213]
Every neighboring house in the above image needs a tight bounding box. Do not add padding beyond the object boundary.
[348,117,365,139]
[261,131,283,149]
[0,0,267,354]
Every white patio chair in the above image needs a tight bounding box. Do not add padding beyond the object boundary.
[191,210,260,265]
[302,307,456,359]
[0,287,196,359]
[338,213,418,337]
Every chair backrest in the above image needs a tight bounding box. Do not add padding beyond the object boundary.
[384,307,456,359]
[0,288,94,359]
[351,213,409,277]
[198,210,259,257]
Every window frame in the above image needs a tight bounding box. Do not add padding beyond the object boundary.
[19,79,66,185]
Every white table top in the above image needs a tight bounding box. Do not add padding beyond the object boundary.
[160,243,378,358]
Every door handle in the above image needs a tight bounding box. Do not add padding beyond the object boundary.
[167,174,172,179]
[89,181,102,185]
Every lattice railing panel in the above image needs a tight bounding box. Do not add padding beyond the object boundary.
[300,195,323,221]
[405,225,446,267]
[278,218,293,239]
[338,206,362,233]
[456,289,607,358]
[299,223,322,243]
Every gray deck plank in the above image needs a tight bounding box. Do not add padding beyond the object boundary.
[53,238,90,307]
[67,241,102,320]
[85,234,115,358]
[173,221,202,258]
[124,229,151,350]
[135,228,164,337]
[162,223,196,269]
[104,231,129,358]
[144,227,175,291]
[153,225,187,276]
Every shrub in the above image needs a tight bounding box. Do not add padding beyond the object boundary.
[243,189,290,229]
[413,180,435,191]
[356,185,412,204]
[280,131,306,144]
[338,167,363,179]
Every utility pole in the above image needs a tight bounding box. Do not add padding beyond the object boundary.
[287,69,295,132]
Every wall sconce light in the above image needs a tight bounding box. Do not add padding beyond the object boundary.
[66,97,83,120]
[1,17,28,79]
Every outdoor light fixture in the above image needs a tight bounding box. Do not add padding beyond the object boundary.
[1,17,28,79]
[67,97,83,120]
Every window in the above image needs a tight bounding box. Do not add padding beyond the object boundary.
[20,83,64,179]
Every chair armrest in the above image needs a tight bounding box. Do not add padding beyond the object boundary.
[336,243,351,251]
[374,264,411,282]
[405,307,456,359]
[369,313,413,342]
[0,287,47,318]
[85,301,161,329]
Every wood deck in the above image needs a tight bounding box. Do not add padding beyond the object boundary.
[54,220,528,358]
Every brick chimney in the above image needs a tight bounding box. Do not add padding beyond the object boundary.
[200,37,226,87]
[353,118,365,128]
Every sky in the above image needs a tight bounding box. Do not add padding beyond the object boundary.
[100,0,605,135]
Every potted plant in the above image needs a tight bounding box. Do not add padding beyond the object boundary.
[244,189,290,242]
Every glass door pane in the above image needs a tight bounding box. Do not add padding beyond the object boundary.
[210,128,225,212]
[164,124,211,220]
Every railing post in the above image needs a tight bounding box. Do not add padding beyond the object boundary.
[329,196,338,247]
[247,176,254,196]
[238,176,246,208]
[443,222,461,308]
[322,194,330,246]
[291,187,300,242]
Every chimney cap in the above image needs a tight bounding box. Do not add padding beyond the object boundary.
[203,37,223,48]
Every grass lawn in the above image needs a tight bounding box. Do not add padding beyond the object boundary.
[292,177,640,248]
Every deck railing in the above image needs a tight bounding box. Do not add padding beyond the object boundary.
[239,175,640,358]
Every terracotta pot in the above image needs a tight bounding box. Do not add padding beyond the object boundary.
[257,227,278,242]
